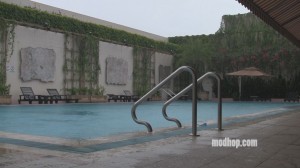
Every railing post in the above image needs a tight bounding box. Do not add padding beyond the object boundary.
[132,66,222,134]
[217,74,223,131]
[191,68,198,136]
[162,72,222,135]
[131,66,197,133]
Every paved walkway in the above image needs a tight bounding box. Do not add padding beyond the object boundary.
[0,111,300,168]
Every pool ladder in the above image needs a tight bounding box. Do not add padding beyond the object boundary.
[131,66,222,136]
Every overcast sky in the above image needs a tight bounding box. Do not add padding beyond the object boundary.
[31,0,249,37]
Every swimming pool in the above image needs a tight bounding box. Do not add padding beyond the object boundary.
[0,101,299,139]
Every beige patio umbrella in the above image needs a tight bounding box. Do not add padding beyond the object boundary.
[227,67,272,100]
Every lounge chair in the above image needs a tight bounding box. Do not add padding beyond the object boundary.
[18,87,48,104]
[107,94,126,102]
[123,90,139,102]
[284,92,299,102]
[250,95,271,102]
[47,89,78,103]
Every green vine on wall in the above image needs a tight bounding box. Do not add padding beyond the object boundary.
[7,24,15,63]
[0,21,6,79]
[132,46,154,96]
[0,1,178,96]
[64,34,101,95]
[78,35,100,89]
[0,18,8,87]
[0,2,178,54]
[0,18,14,95]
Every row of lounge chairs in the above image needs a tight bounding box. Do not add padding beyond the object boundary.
[107,89,189,102]
[18,87,78,104]
[18,87,140,104]
[284,92,299,102]
[20,87,300,104]
[107,90,139,102]
[240,92,299,102]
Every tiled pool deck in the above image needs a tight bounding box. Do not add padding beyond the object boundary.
[0,110,300,168]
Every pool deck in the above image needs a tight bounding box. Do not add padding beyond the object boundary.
[1,110,300,168]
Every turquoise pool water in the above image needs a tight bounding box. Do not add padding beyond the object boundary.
[0,101,299,139]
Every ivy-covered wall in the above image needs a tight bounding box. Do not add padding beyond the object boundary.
[63,34,101,95]
[0,19,12,95]
[0,1,176,101]
[6,24,67,102]
[132,46,155,96]
[0,1,178,54]
[0,19,7,87]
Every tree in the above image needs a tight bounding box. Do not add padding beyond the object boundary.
[175,36,214,75]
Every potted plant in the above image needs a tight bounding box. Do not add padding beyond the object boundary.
[90,85,107,103]
[0,84,11,104]
[66,86,107,103]
[66,87,89,103]
[151,91,162,101]
[77,87,90,102]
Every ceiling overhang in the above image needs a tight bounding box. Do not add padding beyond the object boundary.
[237,0,300,48]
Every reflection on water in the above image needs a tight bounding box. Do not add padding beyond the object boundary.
[62,111,95,116]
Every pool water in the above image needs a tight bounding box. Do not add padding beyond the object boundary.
[0,101,298,139]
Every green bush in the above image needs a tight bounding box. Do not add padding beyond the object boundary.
[0,84,10,95]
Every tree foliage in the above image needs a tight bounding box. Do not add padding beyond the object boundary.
[169,13,300,98]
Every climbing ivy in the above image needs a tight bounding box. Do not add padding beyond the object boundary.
[132,46,154,96]
[63,34,100,95]
[0,1,180,96]
[0,19,7,87]
[0,1,178,54]
[0,18,14,95]
[7,24,15,62]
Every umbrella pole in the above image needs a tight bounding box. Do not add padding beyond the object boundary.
[238,76,242,101]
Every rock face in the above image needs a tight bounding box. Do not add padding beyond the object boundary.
[20,47,56,82]
[106,57,128,85]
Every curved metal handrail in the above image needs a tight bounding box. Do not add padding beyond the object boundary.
[131,66,197,133]
[163,72,223,131]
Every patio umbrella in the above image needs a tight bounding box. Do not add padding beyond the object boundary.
[226,67,272,100]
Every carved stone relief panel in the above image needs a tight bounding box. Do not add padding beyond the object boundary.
[20,47,55,82]
[106,57,128,85]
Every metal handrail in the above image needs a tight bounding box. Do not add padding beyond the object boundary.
[131,66,197,133]
[161,89,174,98]
[162,72,223,131]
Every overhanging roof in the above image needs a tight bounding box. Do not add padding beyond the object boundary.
[237,0,300,48]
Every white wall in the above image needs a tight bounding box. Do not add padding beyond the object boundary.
[6,25,65,103]
[99,41,133,95]
[4,26,173,103]
[0,0,176,103]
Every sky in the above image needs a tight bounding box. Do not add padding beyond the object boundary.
[31,0,249,37]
